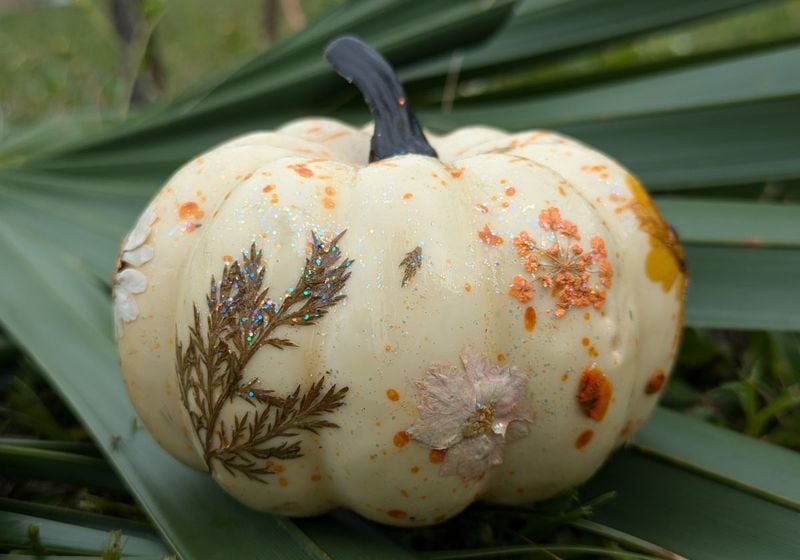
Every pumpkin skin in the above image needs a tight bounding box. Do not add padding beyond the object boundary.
[114,117,685,526]
[115,35,685,527]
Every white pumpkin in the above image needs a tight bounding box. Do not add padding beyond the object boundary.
[114,37,685,526]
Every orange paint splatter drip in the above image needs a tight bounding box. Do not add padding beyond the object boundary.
[387,509,408,519]
[623,174,686,295]
[464,282,472,292]
[289,163,314,177]
[324,185,336,196]
[561,373,570,381]
[428,449,446,464]
[449,168,464,179]
[402,192,414,200]
[645,369,666,395]
[386,388,400,401]
[222,255,233,264]
[262,184,275,193]
[178,201,204,220]
[588,346,599,358]
[505,186,516,196]
[270,194,280,205]
[475,203,489,214]
[393,431,410,448]
[577,367,612,421]
[575,429,594,449]
[322,197,335,209]
[581,164,609,180]
[582,337,590,347]
[508,275,534,303]
[497,353,506,363]
[511,209,612,318]
[385,344,393,353]
[478,225,504,246]
[584,312,591,321]
[524,306,536,332]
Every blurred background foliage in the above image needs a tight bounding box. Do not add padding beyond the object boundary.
[1,0,800,558]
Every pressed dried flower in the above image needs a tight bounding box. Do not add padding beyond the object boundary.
[407,346,533,481]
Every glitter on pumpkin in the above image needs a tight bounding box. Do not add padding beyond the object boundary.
[577,367,612,421]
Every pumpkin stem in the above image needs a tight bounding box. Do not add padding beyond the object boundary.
[325,36,437,162]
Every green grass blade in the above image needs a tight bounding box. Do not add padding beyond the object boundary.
[0,511,166,557]
[0,438,98,456]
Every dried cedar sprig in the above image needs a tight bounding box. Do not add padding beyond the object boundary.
[176,231,352,482]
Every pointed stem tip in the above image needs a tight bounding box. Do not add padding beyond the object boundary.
[324,35,437,162]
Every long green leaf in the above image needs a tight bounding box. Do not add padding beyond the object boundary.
[401,0,760,82]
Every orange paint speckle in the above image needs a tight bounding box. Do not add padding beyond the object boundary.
[385,344,393,353]
[475,204,489,214]
[501,201,510,208]
[222,255,233,264]
[387,388,400,401]
[505,186,516,196]
[324,185,336,196]
[402,192,414,200]
[561,373,570,382]
[272,463,285,473]
[428,449,446,464]
[178,201,204,221]
[270,194,280,205]
[278,477,289,487]
[449,168,464,179]
[393,431,410,448]
[645,369,667,394]
[577,367,612,421]
[582,337,590,347]
[289,163,314,177]
[589,346,599,358]
[584,312,591,321]
[619,421,634,439]
[464,282,472,292]
[262,184,276,193]
[311,474,322,481]
[524,306,536,332]
[575,429,594,449]
[478,225,504,246]
[388,509,408,519]
[497,353,506,363]
[410,466,420,474]
[322,197,336,209]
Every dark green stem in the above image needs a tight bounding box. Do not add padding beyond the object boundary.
[324,35,437,162]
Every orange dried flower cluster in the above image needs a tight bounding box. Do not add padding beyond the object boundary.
[510,207,613,317]
[508,275,534,302]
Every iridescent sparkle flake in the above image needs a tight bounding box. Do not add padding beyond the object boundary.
[407,346,533,481]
